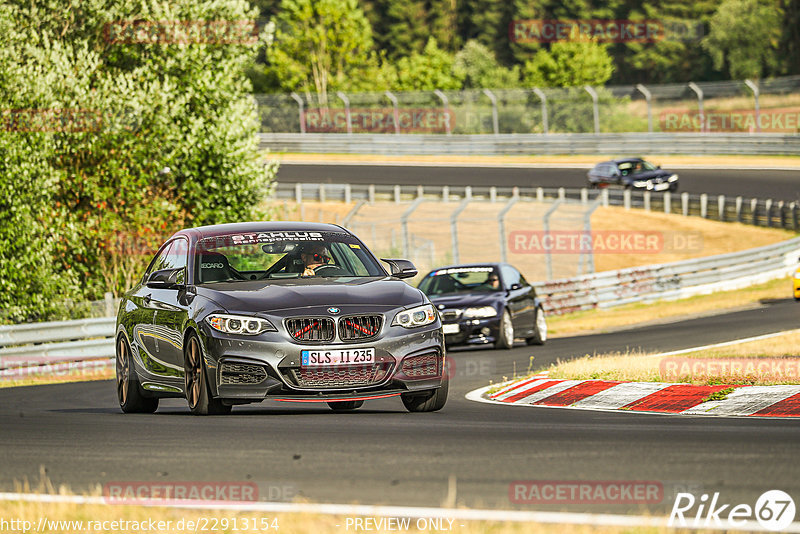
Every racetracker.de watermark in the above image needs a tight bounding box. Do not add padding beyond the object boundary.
[509,480,663,504]
[660,357,800,382]
[660,108,800,133]
[303,108,455,134]
[0,108,137,133]
[509,230,703,254]
[509,19,703,43]
[104,20,260,45]
[103,481,261,504]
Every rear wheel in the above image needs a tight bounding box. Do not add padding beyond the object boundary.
[401,375,449,412]
[526,307,547,346]
[184,334,231,415]
[116,336,158,414]
[327,400,364,411]
[494,310,514,350]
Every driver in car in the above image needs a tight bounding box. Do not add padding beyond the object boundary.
[300,243,332,277]
[480,272,501,291]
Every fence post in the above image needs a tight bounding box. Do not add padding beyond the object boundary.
[433,89,452,135]
[344,183,351,204]
[688,82,704,133]
[295,183,302,203]
[368,184,375,204]
[643,190,651,211]
[664,191,671,214]
[532,88,548,134]
[416,185,424,199]
[579,197,603,275]
[623,188,631,210]
[319,183,326,203]
[681,192,689,216]
[290,92,306,134]
[580,188,588,205]
[336,91,352,135]
[490,186,497,202]
[543,199,563,280]
[384,91,400,134]
[584,85,600,134]
[751,198,758,225]
[791,202,798,230]
[558,187,565,201]
[104,292,115,317]
[636,84,653,133]
[498,189,519,263]
[442,185,450,202]
[602,188,609,207]
[735,196,743,222]
[765,199,773,227]
[717,195,725,221]
[450,198,471,264]
[778,200,785,228]
[536,187,544,202]
[700,194,708,218]
[393,185,401,203]
[401,197,424,258]
[482,89,499,135]
[465,186,473,201]
[744,79,760,133]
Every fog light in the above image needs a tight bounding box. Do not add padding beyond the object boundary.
[481,327,491,335]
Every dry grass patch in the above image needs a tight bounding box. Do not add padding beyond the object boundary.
[547,330,800,386]
[547,276,792,337]
[0,367,113,389]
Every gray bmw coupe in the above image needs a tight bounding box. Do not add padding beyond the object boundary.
[115,222,447,415]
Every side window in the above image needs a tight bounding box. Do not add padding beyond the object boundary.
[499,265,521,289]
[144,239,187,278]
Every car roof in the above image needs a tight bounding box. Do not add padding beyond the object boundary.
[427,262,504,271]
[172,221,349,240]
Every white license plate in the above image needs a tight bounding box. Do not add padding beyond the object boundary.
[301,348,375,367]
[442,324,460,334]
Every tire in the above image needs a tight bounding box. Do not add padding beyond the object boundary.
[401,375,449,413]
[184,333,231,415]
[494,310,514,350]
[116,336,158,414]
[327,400,364,411]
[526,307,547,346]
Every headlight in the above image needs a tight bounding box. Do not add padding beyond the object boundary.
[668,174,679,182]
[462,306,498,319]
[632,180,649,188]
[392,304,437,328]
[206,314,276,335]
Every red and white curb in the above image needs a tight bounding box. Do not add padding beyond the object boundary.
[467,372,800,418]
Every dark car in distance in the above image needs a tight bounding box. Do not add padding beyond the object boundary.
[115,222,447,415]
[418,263,546,350]
[587,158,679,192]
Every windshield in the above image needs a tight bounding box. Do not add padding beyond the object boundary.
[194,231,385,283]
[418,266,501,296]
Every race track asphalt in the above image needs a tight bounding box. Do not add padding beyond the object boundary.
[276,164,800,203]
[1,298,798,516]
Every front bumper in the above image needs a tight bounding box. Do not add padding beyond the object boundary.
[441,317,501,347]
[199,319,445,402]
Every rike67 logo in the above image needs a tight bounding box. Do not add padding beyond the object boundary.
[669,490,796,531]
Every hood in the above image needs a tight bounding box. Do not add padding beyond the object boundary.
[428,292,503,309]
[195,277,425,313]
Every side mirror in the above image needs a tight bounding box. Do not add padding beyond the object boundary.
[146,267,185,289]
[509,283,523,291]
[381,258,417,279]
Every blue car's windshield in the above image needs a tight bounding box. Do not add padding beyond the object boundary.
[418,266,501,296]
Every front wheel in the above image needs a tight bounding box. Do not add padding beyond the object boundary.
[494,310,514,350]
[401,376,449,412]
[526,307,547,345]
[327,400,364,411]
[184,334,231,415]
[116,336,158,414]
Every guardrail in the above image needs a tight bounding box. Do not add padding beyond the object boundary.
[534,237,800,315]
[275,182,799,230]
[260,132,800,156]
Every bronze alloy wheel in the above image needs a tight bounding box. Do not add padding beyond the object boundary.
[184,334,231,415]
[116,336,158,414]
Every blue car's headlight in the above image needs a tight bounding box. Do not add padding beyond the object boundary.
[462,306,498,319]
[206,314,276,335]
[392,304,437,328]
